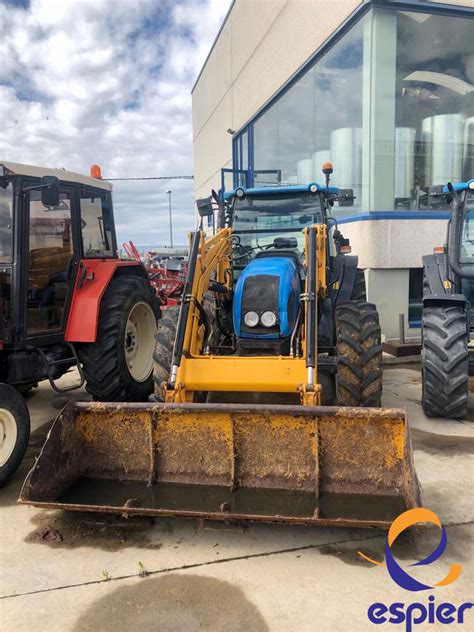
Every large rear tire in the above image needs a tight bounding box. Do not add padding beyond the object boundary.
[335,301,382,407]
[77,275,159,402]
[422,304,469,419]
[0,384,30,486]
[153,307,179,400]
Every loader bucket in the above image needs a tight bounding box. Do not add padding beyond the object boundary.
[19,402,422,528]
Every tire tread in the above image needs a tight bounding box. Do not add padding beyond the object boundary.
[422,305,469,418]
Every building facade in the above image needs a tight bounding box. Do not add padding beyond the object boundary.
[192,0,474,338]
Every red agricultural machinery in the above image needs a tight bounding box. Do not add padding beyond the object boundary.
[122,240,187,308]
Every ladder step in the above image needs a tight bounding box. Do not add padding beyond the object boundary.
[36,344,85,393]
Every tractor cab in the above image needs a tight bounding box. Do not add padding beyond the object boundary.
[0,161,116,350]
[224,181,354,273]
[226,184,327,276]
[427,180,474,316]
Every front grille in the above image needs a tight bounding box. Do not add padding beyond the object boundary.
[240,274,279,335]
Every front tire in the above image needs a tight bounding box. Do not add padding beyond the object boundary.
[422,304,469,418]
[335,301,382,407]
[0,384,30,486]
[77,275,159,402]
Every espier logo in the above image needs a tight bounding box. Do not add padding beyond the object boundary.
[360,508,461,591]
[358,508,473,632]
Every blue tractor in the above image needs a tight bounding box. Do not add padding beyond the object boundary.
[422,179,474,418]
[154,168,382,408]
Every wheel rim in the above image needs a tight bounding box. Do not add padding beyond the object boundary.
[124,302,157,382]
[0,408,18,467]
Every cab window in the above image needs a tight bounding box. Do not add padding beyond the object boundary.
[460,193,474,265]
[27,189,73,334]
[80,190,114,257]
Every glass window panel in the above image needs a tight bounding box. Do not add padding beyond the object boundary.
[254,106,278,176]
[314,27,364,204]
[395,11,474,210]
[252,15,367,212]
[241,129,248,170]
[460,192,474,264]
[0,181,13,262]
[27,190,73,334]
[232,192,323,265]
[222,169,247,193]
[80,193,113,257]
[244,8,472,214]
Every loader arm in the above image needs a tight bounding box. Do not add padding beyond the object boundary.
[166,225,327,405]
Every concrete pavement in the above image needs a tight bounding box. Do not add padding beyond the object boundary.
[1,367,473,631]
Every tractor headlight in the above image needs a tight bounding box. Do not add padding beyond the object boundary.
[261,310,277,327]
[244,311,259,327]
[469,181,474,191]
[309,183,318,193]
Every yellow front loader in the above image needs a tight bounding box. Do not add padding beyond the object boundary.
[20,179,421,528]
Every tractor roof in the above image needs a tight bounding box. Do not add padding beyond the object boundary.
[223,183,340,201]
[442,179,474,193]
[0,160,112,191]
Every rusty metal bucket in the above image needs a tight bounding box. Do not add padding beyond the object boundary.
[19,402,422,528]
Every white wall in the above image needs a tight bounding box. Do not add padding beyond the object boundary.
[340,217,448,268]
[342,217,450,338]
[366,269,412,340]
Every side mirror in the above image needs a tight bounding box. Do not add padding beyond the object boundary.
[41,176,60,208]
[337,189,354,207]
[196,196,214,218]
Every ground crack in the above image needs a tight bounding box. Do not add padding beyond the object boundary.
[2,521,472,600]
[1,532,384,600]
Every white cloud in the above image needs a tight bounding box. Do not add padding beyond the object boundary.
[0,0,232,247]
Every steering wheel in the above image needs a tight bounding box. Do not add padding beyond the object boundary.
[232,242,255,266]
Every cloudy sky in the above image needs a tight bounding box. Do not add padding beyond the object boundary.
[0,0,231,247]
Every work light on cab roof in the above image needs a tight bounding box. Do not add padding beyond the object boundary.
[90,164,102,179]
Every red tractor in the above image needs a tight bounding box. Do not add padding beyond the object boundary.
[0,161,159,484]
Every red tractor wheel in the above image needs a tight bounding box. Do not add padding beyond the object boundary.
[77,275,159,402]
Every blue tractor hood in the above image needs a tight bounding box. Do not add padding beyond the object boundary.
[233,255,300,339]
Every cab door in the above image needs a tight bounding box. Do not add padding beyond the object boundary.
[22,182,80,340]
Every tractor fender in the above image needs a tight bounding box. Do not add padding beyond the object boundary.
[422,253,448,296]
[335,255,358,306]
[422,293,469,308]
[422,293,470,334]
[65,260,148,343]
[422,294,471,379]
